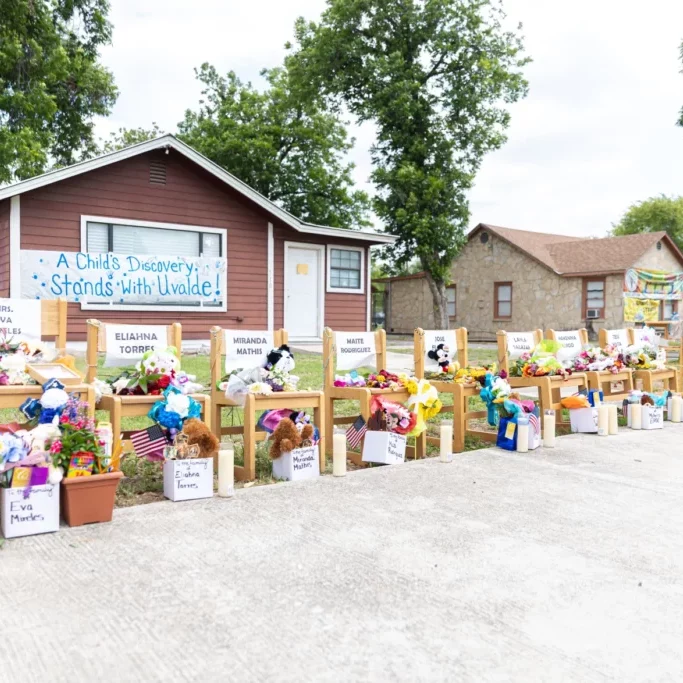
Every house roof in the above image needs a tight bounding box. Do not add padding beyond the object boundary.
[0,134,396,245]
[470,223,683,276]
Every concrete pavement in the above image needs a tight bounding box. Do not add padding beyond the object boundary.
[3,427,683,682]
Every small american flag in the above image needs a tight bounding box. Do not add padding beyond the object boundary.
[131,424,168,460]
[346,416,368,449]
[529,412,540,436]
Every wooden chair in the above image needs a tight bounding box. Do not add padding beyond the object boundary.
[625,327,679,393]
[323,327,425,463]
[0,299,95,417]
[86,321,211,454]
[414,328,495,453]
[210,327,325,481]
[546,328,633,402]
[497,329,588,433]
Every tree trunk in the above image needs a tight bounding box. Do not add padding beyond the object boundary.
[424,271,449,329]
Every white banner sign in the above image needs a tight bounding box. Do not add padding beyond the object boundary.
[606,329,628,349]
[0,298,41,342]
[507,332,536,359]
[423,329,457,371]
[554,330,583,360]
[20,250,226,305]
[224,330,274,373]
[105,324,169,367]
[335,331,376,371]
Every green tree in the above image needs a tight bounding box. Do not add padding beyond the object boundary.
[177,64,371,229]
[287,0,529,326]
[612,195,683,250]
[98,123,164,154]
[0,0,117,183]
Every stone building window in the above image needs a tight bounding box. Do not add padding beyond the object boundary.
[447,285,456,319]
[661,300,678,320]
[494,282,512,319]
[583,278,605,319]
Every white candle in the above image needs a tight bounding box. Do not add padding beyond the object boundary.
[218,443,234,497]
[608,405,619,434]
[440,421,453,462]
[672,395,682,423]
[630,403,642,430]
[597,405,609,436]
[333,429,347,476]
[543,411,556,448]
[516,420,529,453]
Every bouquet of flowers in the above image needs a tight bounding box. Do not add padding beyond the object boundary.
[622,343,660,370]
[369,395,417,435]
[148,386,202,439]
[333,373,367,388]
[264,366,299,392]
[571,346,624,373]
[365,370,403,389]
[404,378,442,436]
[509,340,572,379]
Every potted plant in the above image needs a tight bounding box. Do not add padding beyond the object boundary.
[48,396,123,527]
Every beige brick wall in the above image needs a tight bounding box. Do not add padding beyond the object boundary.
[386,277,435,334]
[634,240,682,271]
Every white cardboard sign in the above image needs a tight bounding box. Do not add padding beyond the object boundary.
[224,330,274,373]
[272,446,320,481]
[507,332,536,359]
[569,407,599,434]
[642,405,663,430]
[606,329,628,349]
[423,330,457,371]
[335,331,376,371]
[1,485,59,539]
[0,298,42,343]
[105,324,168,367]
[163,458,214,502]
[362,431,407,465]
[554,330,582,360]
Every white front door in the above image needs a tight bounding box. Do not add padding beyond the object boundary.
[285,244,323,339]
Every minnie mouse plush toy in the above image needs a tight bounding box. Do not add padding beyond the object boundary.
[427,343,451,373]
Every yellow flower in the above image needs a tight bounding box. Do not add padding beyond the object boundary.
[377,375,386,382]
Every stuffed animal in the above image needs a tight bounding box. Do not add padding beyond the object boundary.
[181,418,220,459]
[269,417,314,459]
[427,343,451,372]
[640,394,655,406]
[266,345,295,372]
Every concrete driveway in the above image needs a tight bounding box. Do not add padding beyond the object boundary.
[2,428,683,682]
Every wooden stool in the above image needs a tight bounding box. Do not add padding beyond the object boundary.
[210,327,325,481]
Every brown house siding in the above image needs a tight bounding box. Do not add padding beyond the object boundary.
[0,199,9,297]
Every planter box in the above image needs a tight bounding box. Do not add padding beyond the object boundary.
[362,431,407,465]
[61,471,123,527]
[570,408,599,434]
[1,485,59,539]
[642,405,664,430]
[163,458,213,502]
[272,446,320,482]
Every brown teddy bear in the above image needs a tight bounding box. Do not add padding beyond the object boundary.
[269,418,314,460]
[182,418,220,459]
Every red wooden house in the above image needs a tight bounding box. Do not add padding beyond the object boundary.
[0,135,394,341]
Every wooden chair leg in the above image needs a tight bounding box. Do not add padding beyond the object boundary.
[200,394,212,432]
[211,400,223,442]
[314,398,326,472]
[242,393,257,481]
[453,385,466,453]
[538,379,554,433]
[325,394,335,456]
[110,397,123,456]
[414,429,426,460]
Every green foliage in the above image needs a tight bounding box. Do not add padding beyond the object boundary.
[611,195,683,250]
[288,0,529,324]
[98,123,164,154]
[177,64,371,229]
[50,421,104,472]
[0,0,118,183]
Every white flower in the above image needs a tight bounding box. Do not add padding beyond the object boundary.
[40,387,69,410]
[248,382,273,395]
[166,392,191,418]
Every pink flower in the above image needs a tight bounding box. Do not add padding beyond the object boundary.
[50,440,62,454]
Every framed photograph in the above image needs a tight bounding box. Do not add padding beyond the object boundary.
[26,363,82,386]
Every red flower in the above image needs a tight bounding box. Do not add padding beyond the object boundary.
[158,375,171,389]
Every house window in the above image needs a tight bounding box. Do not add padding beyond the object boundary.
[661,300,678,320]
[583,278,605,319]
[494,282,512,319]
[446,285,456,319]
[327,245,365,293]
[82,216,225,311]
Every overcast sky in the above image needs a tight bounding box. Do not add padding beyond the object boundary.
[97,0,683,238]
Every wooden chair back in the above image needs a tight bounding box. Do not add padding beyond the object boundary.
[14,299,68,352]
[496,329,543,375]
[86,320,182,383]
[627,326,659,346]
[598,328,629,350]
[323,327,386,390]
[210,327,288,392]
[414,328,468,378]
[545,328,588,355]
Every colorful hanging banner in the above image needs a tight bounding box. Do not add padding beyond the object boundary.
[623,268,683,300]
[623,297,661,323]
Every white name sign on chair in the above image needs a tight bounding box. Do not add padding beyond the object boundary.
[555,330,583,361]
[335,331,376,370]
[0,298,41,342]
[423,329,457,371]
[606,329,628,349]
[507,332,536,359]
[104,324,169,366]
[224,330,274,373]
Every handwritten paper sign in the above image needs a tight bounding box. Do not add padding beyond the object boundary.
[163,458,213,502]
[642,406,663,430]
[1,485,59,539]
[423,329,457,371]
[0,298,41,343]
[223,330,274,373]
[362,431,407,465]
[20,250,226,305]
[554,330,582,360]
[606,329,628,349]
[104,324,168,367]
[272,446,320,481]
[507,332,536,359]
[335,331,376,371]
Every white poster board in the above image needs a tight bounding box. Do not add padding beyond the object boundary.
[1,485,59,539]
[554,330,583,360]
[163,458,214,502]
[362,431,407,465]
[272,446,320,482]
[423,330,457,371]
[507,332,536,359]
[634,326,657,347]
[104,324,169,367]
[223,330,274,373]
[606,329,628,349]
[335,331,376,371]
[0,298,42,343]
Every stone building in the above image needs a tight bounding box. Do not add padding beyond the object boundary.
[375,224,683,341]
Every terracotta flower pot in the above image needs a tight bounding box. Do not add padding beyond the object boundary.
[61,471,124,527]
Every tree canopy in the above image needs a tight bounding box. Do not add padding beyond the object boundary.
[287,0,529,326]
[0,0,117,184]
[97,123,164,155]
[177,64,371,229]
[612,195,683,251]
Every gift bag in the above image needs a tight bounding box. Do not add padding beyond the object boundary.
[496,417,518,451]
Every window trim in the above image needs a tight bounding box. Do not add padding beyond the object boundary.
[446,284,456,320]
[326,244,365,294]
[582,277,606,320]
[79,214,228,312]
[494,281,513,320]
